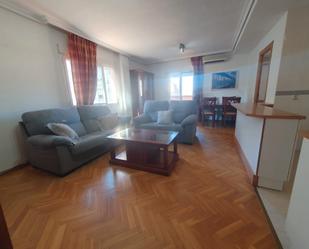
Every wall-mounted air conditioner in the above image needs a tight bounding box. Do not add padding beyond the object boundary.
[202,53,230,64]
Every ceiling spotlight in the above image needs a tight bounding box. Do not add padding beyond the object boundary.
[179,43,185,53]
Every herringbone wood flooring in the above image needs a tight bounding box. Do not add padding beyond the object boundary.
[0,127,279,249]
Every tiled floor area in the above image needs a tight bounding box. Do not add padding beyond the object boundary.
[257,150,301,249]
[257,188,291,248]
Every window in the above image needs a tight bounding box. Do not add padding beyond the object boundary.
[169,72,193,100]
[65,59,77,106]
[65,59,118,105]
[94,66,117,104]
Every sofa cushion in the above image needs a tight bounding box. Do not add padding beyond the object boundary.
[78,105,112,133]
[69,122,88,136]
[47,123,79,139]
[22,107,87,136]
[97,113,119,130]
[144,100,169,122]
[70,130,115,155]
[169,101,198,123]
[157,110,173,124]
[139,122,183,132]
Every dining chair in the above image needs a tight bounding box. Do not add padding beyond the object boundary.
[222,96,241,126]
[201,97,217,127]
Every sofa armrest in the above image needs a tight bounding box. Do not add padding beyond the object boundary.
[181,114,198,126]
[133,114,152,126]
[27,135,76,148]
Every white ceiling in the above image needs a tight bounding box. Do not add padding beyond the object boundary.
[2,0,309,64]
[238,0,309,53]
[2,0,250,63]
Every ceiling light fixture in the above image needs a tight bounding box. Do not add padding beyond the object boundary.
[179,43,185,53]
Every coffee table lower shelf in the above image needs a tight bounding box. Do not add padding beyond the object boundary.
[110,150,179,176]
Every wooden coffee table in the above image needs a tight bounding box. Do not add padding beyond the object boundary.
[107,128,179,176]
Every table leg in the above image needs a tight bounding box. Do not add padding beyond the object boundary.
[163,146,168,168]
[173,141,178,154]
[110,148,116,160]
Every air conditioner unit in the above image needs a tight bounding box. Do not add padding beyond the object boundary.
[202,53,230,64]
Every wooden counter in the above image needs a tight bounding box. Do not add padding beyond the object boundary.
[232,103,306,120]
[233,103,305,190]
[301,131,309,139]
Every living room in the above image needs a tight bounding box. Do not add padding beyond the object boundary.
[1,0,309,248]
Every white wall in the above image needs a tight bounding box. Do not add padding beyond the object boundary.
[129,60,149,71]
[280,7,309,248]
[97,46,131,115]
[274,6,309,131]
[146,53,252,102]
[0,7,133,172]
[286,137,309,249]
[235,112,264,173]
[0,8,71,172]
[145,59,192,100]
[246,12,287,104]
[202,54,252,103]
[143,12,287,104]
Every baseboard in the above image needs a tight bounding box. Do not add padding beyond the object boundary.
[0,162,28,176]
[234,137,258,186]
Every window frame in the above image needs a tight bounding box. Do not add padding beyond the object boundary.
[65,59,77,106]
[94,65,118,105]
[169,71,194,101]
[65,59,118,105]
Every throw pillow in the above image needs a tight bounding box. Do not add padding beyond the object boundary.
[97,113,119,130]
[46,123,79,139]
[157,110,173,124]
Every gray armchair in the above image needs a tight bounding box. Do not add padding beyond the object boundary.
[133,100,198,144]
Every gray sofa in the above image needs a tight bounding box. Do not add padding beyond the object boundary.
[133,100,198,144]
[21,105,130,176]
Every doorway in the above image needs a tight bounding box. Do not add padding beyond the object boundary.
[254,41,273,103]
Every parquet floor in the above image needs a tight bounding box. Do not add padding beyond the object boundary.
[0,126,279,249]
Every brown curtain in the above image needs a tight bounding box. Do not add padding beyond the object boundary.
[68,33,97,105]
[191,56,204,104]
